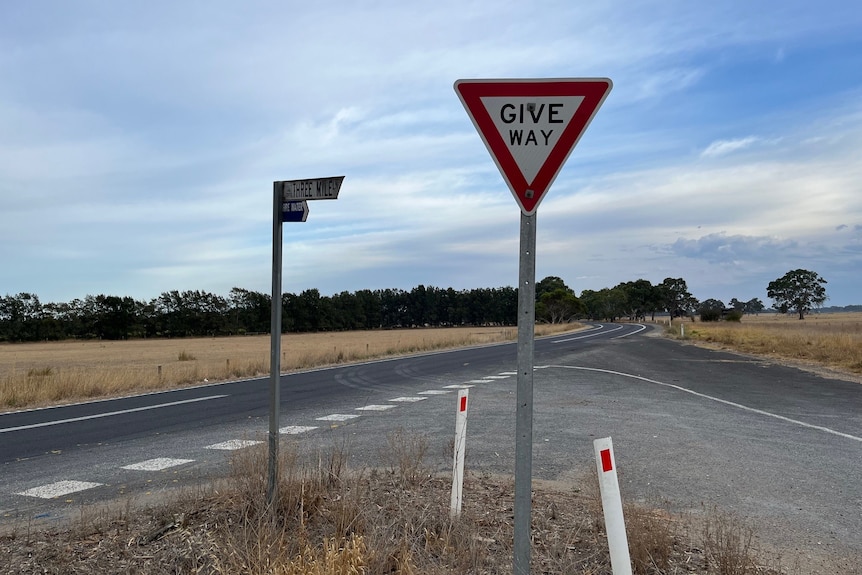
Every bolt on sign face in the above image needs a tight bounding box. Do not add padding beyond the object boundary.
[454,78,612,215]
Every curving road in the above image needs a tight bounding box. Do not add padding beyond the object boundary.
[1,323,860,569]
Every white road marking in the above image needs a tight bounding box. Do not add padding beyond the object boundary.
[280,425,318,434]
[316,414,360,421]
[442,384,474,390]
[552,324,625,343]
[206,439,263,450]
[613,324,647,338]
[552,365,862,444]
[418,390,451,395]
[388,396,428,402]
[0,395,229,434]
[121,458,194,471]
[499,371,518,375]
[467,379,490,383]
[483,375,510,379]
[355,405,396,411]
[17,480,104,499]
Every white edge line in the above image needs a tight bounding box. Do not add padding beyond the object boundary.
[550,365,862,443]
[0,395,229,434]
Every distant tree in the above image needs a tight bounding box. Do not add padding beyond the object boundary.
[744,298,765,315]
[536,289,583,324]
[767,269,827,319]
[536,276,572,301]
[698,298,726,322]
[579,287,628,321]
[658,278,699,319]
[616,279,662,321]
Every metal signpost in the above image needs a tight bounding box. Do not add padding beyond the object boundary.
[455,78,611,574]
[268,176,343,506]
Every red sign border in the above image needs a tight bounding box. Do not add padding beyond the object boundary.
[454,78,612,215]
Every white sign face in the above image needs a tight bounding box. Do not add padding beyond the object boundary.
[280,176,343,201]
[481,96,584,185]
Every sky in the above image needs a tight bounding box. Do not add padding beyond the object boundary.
[1,1,861,308]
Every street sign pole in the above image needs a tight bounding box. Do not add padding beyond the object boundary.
[268,182,283,507]
[268,176,344,507]
[514,210,536,575]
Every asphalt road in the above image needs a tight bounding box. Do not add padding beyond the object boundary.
[1,323,860,569]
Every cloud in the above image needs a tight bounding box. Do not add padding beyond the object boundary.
[700,136,760,158]
[668,232,799,264]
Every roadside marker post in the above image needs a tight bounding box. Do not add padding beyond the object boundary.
[455,78,611,574]
[269,176,344,507]
[450,388,469,516]
[593,437,633,575]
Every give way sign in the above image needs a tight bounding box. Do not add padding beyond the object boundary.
[454,78,612,215]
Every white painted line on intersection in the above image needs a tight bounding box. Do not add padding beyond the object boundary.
[419,390,451,395]
[280,425,318,434]
[355,405,396,411]
[443,384,474,390]
[389,397,428,403]
[316,414,361,422]
[122,458,194,471]
[206,439,263,450]
[553,365,862,444]
[17,480,104,499]
[483,375,510,379]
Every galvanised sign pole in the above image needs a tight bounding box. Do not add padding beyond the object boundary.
[268,176,343,506]
[455,78,611,574]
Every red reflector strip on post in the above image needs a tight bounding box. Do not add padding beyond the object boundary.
[600,448,613,472]
[460,396,467,412]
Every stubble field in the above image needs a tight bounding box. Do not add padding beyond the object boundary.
[0,325,575,412]
[672,311,862,379]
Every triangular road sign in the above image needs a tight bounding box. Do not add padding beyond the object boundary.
[454,78,612,215]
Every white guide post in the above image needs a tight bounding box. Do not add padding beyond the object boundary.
[593,437,633,575]
[450,388,469,516]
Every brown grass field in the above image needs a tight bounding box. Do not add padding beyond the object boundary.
[0,324,577,412]
[669,311,862,378]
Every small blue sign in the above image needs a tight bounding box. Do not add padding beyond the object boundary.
[281,200,309,223]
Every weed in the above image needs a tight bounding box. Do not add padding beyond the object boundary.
[177,350,196,361]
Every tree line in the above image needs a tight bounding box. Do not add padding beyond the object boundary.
[0,286,517,342]
[0,269,830,342]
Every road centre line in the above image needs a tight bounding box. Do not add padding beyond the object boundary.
[0,395,229,434]
[612,324,647,338]
[552,324,625,343]
[551,365,862,444]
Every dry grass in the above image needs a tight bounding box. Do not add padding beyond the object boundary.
[666,312,862,376]
[0,433,801,575]
[0,324,578,412]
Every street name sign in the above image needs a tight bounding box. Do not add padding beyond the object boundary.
[279,176,343,201]
[281,200,309,223]
[454,78,612,215]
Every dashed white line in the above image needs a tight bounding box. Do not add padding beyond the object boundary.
[121,458,194,471]
[280,425,318,434]
[443,384,474,389]
[388,396,428,403]
[355,404,396,411]
[316,414,361,422]
[17,480,104,499]
[206,439,263,450]
[418,390,451,395]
